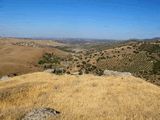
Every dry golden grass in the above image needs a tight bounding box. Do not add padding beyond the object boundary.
[0,39,68,77]
[0,72,160,120]
[0,38,66,47]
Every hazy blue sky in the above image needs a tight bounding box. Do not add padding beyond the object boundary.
[0,0,160,39]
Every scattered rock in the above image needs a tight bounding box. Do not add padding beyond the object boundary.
[44,67,65,75]
[22,108,60,120]
[44,69,55,73]
[104,70,132,77]
[0,76,9,81]
[53,67,65,75]
[8,73,17,77]
[71,72,80,75]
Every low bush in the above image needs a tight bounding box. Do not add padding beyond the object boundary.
[38,53,61,65]
[152,61,160,74]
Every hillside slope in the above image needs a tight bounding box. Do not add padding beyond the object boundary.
[0,72,160,120]
[0,38,68,77]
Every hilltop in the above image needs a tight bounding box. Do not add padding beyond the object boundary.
[0,72,160,120]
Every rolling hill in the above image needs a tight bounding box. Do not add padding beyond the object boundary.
[0,38,68,77]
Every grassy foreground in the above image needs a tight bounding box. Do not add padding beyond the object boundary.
[0,72,160,120]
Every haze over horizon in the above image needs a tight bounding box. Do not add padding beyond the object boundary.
[0,0,160,39]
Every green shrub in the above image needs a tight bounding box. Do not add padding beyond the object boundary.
[38,53,61,65]
[79,70,83,75]
[38,60,46,64]
[96,69,104,76]
[152,61,160,74]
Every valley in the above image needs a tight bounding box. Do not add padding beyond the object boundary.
[0,37,160,120]
[0,37,160,85]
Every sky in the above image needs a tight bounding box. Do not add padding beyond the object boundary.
[0,0,160,39]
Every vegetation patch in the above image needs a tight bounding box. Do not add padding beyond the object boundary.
[38,53,61,65]
[139,43,160,53]
[152,61,160,74]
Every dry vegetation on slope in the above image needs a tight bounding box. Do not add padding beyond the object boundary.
[0,72,160,120]
[53,40,160,85]
[0,38,68,77]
